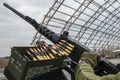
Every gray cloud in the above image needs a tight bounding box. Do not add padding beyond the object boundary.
[0,0,54,57]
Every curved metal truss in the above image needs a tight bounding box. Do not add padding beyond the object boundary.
[31,0,120,50]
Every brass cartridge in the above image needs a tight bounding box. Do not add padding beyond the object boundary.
[52,45,63,56]
[59,42,73,51]
[44,44,58,55]
[60,40,74,48]
[23,54,31,61]
[55,44,69,56]
[40,48,51,60]
[42,46,55,59]
[26,50,37,61]
[29,48,41,60]
[53,45,65,56]
[58,42,72,53]
[36,48,47,60]
[33,48,43,60]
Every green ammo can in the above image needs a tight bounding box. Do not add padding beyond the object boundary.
[4,47,65,80]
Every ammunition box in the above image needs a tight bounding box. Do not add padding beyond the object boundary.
[4,47,65,80]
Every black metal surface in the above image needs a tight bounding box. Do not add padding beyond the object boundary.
[100,57,119,74]
[32,69,67,80]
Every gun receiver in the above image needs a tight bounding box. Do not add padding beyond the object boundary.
[3,2,119,79]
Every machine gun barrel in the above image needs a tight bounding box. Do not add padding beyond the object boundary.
[3,3,59,43]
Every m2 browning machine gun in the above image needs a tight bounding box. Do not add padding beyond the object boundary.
[3,3,120,80]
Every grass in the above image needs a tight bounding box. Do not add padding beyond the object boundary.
[0,57,9,68]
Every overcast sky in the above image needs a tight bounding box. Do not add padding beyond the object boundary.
[0,0,54,57]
